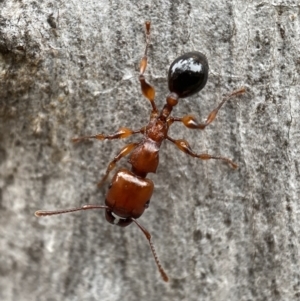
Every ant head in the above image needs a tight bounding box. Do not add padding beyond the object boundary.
[168,51,209,98]
[105,210,133,227]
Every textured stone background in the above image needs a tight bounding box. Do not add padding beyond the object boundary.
[1,0,300,300]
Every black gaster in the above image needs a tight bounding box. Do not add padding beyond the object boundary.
[168,51,209,98]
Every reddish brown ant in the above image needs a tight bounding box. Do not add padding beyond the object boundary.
[35,21,245,282]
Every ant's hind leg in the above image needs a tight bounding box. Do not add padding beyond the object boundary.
[168,88,246,130]
[167,136,238,169]
[139,21,158,114]
[97,142,138,187]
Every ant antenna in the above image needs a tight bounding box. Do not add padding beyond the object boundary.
[35,204,109,217]
[132,218,169,282]
[35,205,169,282]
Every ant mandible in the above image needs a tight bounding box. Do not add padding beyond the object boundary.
[35,21,245,282]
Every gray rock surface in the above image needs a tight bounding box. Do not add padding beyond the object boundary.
[0,0,299,300]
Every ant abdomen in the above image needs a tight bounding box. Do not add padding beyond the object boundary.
[168,51,209,98]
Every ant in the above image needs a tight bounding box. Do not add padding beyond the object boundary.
[35,21,245,282]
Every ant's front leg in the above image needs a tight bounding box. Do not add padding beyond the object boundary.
[97,143,139,187]
[72,127,144,143]
[168,88,245,130]
[167,136,238,169]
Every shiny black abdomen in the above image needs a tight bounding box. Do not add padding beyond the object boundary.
[168,51,209,98]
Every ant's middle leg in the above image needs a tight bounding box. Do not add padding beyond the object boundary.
[167,136,238,169]
[167,88,245,129]
[97,142,138,187]
[72,127,143,143]
[139,21,158,114]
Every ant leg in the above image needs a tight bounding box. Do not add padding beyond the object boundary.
[97,142,138,187]
[168,88,245,129]
[139,21,158,114]
[167,136,238,169]
[132,218,169,282]
[35,204,109,217]
[72,127,143,143]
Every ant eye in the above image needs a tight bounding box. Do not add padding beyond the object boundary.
[168,51,209,98]
[145,200,150,208]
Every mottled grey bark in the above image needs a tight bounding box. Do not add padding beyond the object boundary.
[0,0,299,300]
